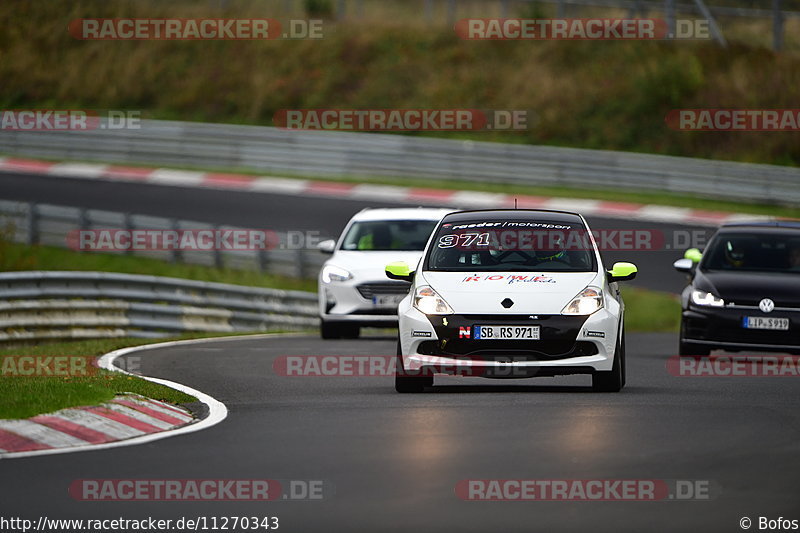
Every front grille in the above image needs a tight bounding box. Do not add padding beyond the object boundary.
[726,302,800,312]
[418,340,598,360]
[356,282,411,299]
[685,315,797,345]
[352,308,398,315]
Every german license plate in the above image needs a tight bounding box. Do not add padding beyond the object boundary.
[373,294,405,306]
[474,325,540,340]
[742,316,789,330]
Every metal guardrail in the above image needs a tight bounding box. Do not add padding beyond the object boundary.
[1,119,798,206]
[0,199,327,279]
[290,0,796,50]
[0,271,319,342]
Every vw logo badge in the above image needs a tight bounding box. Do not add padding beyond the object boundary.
[759,298,775,313]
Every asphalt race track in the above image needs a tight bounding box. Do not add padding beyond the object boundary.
[0,172,717,293]
[1,333,798,532]
[3,171,793,533]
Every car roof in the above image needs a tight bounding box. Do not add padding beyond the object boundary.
[350,207,454,222]
[441,208,585,225]
[719,220,800,233]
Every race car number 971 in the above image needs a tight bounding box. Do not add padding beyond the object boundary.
[438,232,490,248]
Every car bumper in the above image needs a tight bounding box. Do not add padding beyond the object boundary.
[319,279,409,326]
[398,306,619,376]
[682,305,800,353]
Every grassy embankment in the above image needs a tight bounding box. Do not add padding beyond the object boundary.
[1,0,799,169]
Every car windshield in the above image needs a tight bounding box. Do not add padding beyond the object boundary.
[340,220,438,251]
[425,219,596,272]
[702,232,800,273]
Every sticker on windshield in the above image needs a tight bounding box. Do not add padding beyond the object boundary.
[461,274,555,284]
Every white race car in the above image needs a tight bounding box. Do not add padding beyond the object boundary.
[385,209,638,392]
[317,207,453,339]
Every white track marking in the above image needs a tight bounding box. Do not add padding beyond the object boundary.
[350,184,410,201]
[48,409,145,439]
[100,403,175,430]
[249,177,309,194]
[0,420,89,448]
[636,205,694,223]
[450,191,508,208]
[543,198,602,212]
[0,333,302,459]
[48,163,108,178]
[149,169,206,186]
[121,397,194,421]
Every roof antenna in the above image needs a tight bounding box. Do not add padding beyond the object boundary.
[514,198,518,209]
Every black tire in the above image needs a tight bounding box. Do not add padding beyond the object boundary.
[678,321,711,356]
[341,325,360,339]
[395,340,432,393]
[592,328,625,392]
[320,321,360,340]
[320,320,340,339]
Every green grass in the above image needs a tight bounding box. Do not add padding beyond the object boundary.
[0,336,206,419]
[621,286,681,333]
[0,239,318,293]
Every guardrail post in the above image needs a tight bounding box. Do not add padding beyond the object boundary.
[26,203,38,245]
[337,0,346,19]
[556,0,565,18]
[424,0,433,21]
[629,0,644,18]
[295,249,308,279]
[665,0,675,37]
[170,219,183,264]
[447,0,456,25]
[214,225,224,269]
[501,0,509,18]
[773,0,784,51]
[78,207,89,230]
[123,212,134,255]
[692,0,727,47]
[257,248,269,272]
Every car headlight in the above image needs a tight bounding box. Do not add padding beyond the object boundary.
[562,286,604,315]
[321,265,352,283]
[691,289,724,307]
[413,285,454,315]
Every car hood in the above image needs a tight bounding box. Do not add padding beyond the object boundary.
[326,251,424,280]
[696,269,800,306]
[420,271,601,314]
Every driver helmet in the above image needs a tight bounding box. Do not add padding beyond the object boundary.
[724,240,745,268]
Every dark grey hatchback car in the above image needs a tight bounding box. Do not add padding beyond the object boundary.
[674,222,800,356]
